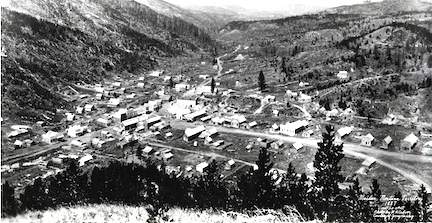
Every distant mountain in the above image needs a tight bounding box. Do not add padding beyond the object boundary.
[1,0,214,122]
[179,4,326,23]
[134,0,226,33]
[133,0,324,33]
[325,0,432,14]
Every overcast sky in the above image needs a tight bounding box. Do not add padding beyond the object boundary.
[164,0,383,10]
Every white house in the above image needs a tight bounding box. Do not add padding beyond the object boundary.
[280,120,308,136]
[248,121,258,129]
[361,157,376,168]
[401,133,418,150]
[96,93,103,100]
[67,125,88,138]
[380,136,393,149]
[42,131,64,144]
[337,71,348,79]
[78,154,93,166]
[335,126,353,142]
[96,117,111,127]
[421,141,432,155]
[66,113,75,122]
[361,133,375,147]
[142,146,155,155]
[137,82,145,88]
[168,107,191,120]
[108,98,121,108]
[225,159,236,170]
[185,109,207,122]
[84,104,95,112]
[293,142,303,151]
[149,70,163,77]
[196,162,209,173]
[76,106,84,114]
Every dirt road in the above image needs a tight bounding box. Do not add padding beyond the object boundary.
[169,119,432,191]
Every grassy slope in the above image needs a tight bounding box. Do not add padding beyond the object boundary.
[2,204,307,223]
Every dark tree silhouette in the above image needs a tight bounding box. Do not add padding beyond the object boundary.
[211,78,215,93]
[258,70,266,91]
[313,125,344,219]
[370,178,381,202]
[255,147,275,208]
[313,125,344,199]
[418,184,430,222]
[1,182,18,217]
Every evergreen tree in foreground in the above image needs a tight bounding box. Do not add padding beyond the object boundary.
[313,125,344,219]
[210,78,215,93]
[255,146,275,208]
[418,184,430,222]
[1,181,18,217]
[258,70,266,91]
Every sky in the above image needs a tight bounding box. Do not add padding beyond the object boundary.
[163,0,383,10]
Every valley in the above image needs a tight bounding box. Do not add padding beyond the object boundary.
[1,0,432,221]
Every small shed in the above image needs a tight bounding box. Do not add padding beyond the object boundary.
[361,157,376,168]
[196,162,209,173]
[293,142,303,151]
[142,146,155,155]
[380,136,393,149]
[225,159,235,170]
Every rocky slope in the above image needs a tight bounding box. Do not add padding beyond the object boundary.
[1,0,213,123]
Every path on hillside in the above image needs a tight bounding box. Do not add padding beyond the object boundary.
[169,119,432,191]
[291,104,312,119]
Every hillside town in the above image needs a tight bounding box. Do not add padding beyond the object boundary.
[3,46,432,198]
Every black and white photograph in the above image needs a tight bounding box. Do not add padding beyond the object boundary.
[1,0,431,222]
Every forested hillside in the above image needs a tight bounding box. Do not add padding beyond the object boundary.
[1,0,214,122]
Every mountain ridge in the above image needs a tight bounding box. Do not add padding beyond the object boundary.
[325,0,432,14]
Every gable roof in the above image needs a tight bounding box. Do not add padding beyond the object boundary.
[383,136,393,144]
[337,126,353,137]
[361,157,376,167]
[363,133,374,141]
[402,133,418,144]
[184,125,206,138]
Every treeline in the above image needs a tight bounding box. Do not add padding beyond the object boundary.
[2,126,430,222]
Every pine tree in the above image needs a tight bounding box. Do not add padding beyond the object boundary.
[237,167,257,209]
[1,182,18,217]
[313,125,344,200]
[281,57,288,76]
[210,78,215,93]
[347,178,372,222]
[370,178,381,202]
[254,147,275,208]
[276,163,298,207]
[197,160,228,209]
[168,78,174,88]
[258,70,266,91]
[418,184,429,222]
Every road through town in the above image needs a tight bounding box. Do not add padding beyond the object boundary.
[169,119,432,191]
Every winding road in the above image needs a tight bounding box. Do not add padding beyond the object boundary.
[169,119,432,192]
